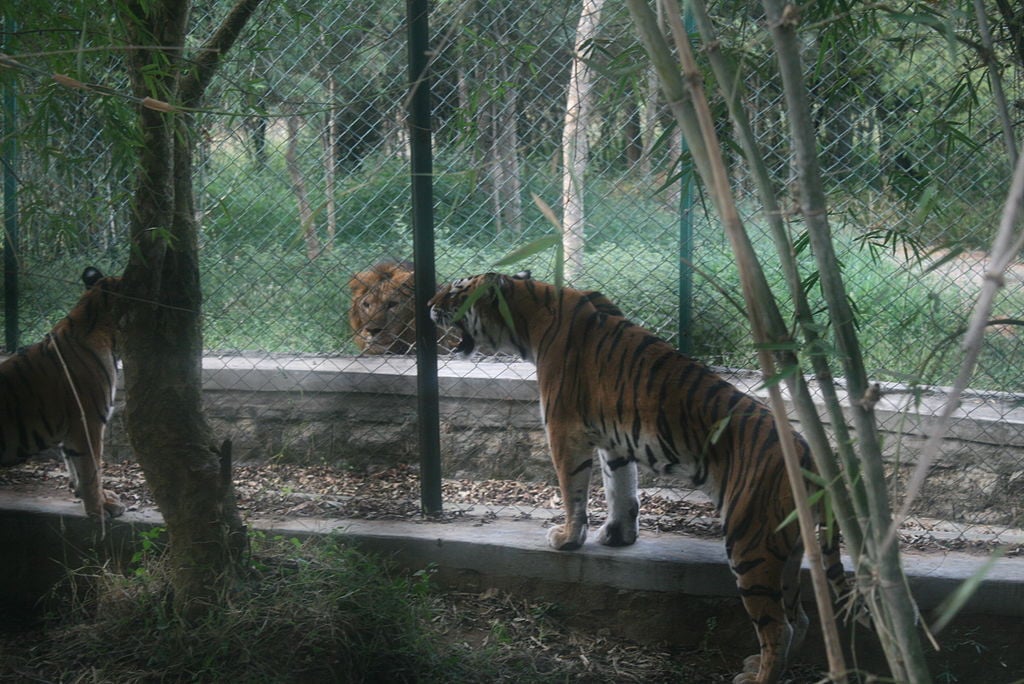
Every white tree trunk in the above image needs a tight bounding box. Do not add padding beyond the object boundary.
[562,0,604,284]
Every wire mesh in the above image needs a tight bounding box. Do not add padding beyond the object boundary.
[1,1,1023,551]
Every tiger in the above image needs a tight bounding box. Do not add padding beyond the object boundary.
[0,267,125,523]
[429,272,853,684]
[348,260,455,354]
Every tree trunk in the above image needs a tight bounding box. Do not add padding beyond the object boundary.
[322,78,338,246]
[495,65,523,234]
[286,115,320,260]
[562,0,604,284]
[116,0,257,620]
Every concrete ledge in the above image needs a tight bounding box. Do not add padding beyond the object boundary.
[1,490,1020,618]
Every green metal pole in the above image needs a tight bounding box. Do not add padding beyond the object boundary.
[2,14,18,352]
[677,9,695,356]
[678,155,693,355]
[407,0,443,515]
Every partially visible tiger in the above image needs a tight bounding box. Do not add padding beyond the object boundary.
[429,272,853,684]
[348,260,455,354]
[0,267,125,522]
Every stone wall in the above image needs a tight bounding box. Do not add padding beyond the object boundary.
[104,356,554,481]
[23,353,1024,526]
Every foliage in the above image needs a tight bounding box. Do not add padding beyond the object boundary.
[10,185,1023,391]
[11,535,487,682]
[2,0,1022,391]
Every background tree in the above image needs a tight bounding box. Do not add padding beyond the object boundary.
[561,0,604,283]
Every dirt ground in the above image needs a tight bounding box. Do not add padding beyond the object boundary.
[1,459,1014,555]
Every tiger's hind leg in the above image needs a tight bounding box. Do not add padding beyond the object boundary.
[730,548,792,684]
[782,546,809,656]
[545,427,593,551]
[595,449,639,547]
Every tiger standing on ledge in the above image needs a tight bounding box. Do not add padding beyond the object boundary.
[429,272,854,684]
[0,267,125,524]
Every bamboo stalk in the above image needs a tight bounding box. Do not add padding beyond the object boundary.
[758,0,930,679]
[972,0,1018,168]
[628,0,849,679]
[685,0,868,567]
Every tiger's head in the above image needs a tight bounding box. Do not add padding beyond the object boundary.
[57,266,123,351]
[348,261,418,354]
[428,271,534,360]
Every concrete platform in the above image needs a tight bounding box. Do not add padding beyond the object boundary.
[3,490,1024,680]
[1,489,1020,618]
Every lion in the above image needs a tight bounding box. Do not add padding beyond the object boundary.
[348,260,455,354]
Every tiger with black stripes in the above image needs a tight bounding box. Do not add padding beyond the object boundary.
[429,271,853,684]
[0,267,125,523]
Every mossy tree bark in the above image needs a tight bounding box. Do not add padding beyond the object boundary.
[115,0,262,619]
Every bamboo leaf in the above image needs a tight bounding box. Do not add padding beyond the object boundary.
[884,11,944,30]
[922,246,967,275]
[493,234,561,267]
[532,192,562,232]
[758,363,799,390]
[776,487,827,531]
[451,281,493,323]
[754,340,802,352]
[912,183,940,226]
[496,287,515,330]
[708,412,732,445]
[929,549,1005,634]
[801,467,828,488]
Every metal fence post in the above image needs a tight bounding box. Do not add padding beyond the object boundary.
[677,8,695,356]
[2,14,18,352]
[678,156,693,356]
[407,0,443,515]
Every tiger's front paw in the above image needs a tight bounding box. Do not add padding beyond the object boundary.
[730,654,766,684]
[547,524,586,550]
[103,490,126,518]
[595,519,638,547]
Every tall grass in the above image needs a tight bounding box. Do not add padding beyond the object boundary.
[10,534,492,683]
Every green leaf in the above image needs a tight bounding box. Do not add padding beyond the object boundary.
[708,412,732,446]
[884,11,944,30]
[912,183,940,226]
[493,234,561,267]
[800,467,828,488]
[775,487,827,531]
[758,363,799,390]
[753,340,802,352]
[451,281,494,323]
[531,192,562,232]
[495,287,515,330]
[929,549,1005,634]
[922,245,966,275]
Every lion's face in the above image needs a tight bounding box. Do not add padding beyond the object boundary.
[348,262,418,354]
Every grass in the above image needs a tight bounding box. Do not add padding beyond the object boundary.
[5,534,484,683]
[0,532,750,683]
[5,154,1024,392]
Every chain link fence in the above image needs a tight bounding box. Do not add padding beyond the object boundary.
[2,1,1023,550]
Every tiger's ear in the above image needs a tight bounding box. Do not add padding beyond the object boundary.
[490,273,516,297]
[82,267,104,288]
[512,270,531,280]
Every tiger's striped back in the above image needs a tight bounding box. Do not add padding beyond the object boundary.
[0,267,125,521]
[429,272,852,684]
